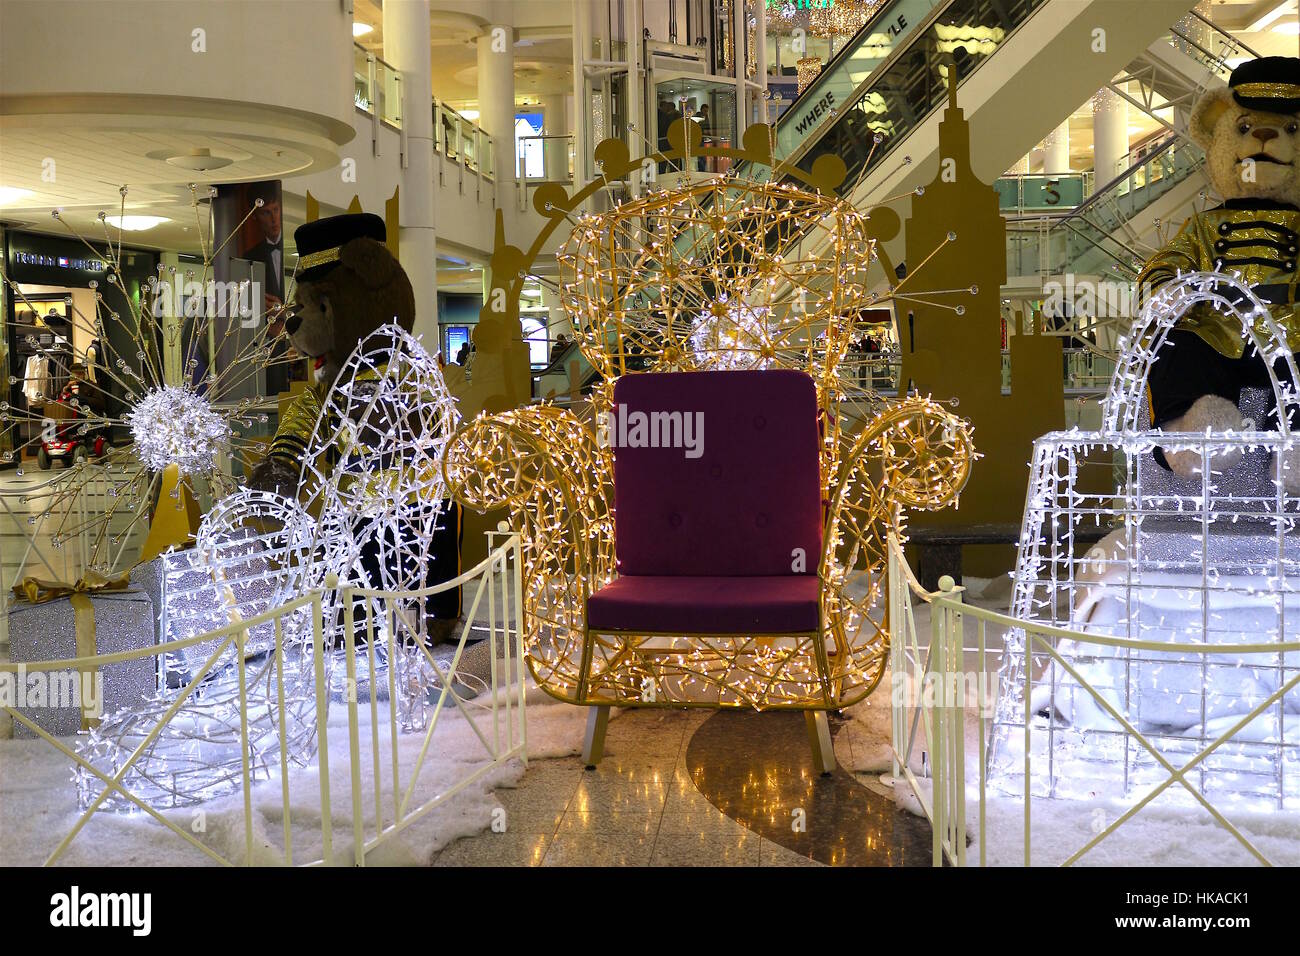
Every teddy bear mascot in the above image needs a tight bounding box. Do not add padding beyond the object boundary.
[1138,57,1300,485]
[247,212,463,641]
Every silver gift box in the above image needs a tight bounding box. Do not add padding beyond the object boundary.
[6,589,156,739]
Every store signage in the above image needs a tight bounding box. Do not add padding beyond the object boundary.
[11,251,105,272]
[793,90,835,135]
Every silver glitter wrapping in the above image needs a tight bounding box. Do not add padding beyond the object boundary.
[1136,387,1283,509]
[6,590,156,739]
[128,553,166,645]
[157,532,279,674]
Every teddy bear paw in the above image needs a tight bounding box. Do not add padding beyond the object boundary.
[1162,394,1249,478]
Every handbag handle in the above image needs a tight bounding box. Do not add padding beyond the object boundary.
[1103,271,1300,437]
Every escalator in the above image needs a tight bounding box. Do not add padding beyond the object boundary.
[1006,10,1260,285]
[766,0,948,176]
[540,0,1198,399]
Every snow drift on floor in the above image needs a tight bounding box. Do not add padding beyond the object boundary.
[844,578,1300,866]
[0,680,592,867]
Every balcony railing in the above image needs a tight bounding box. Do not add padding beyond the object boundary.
[515,133,574,210]
[995,173,1091,214]
[434,101,496,201]
[352,43,401,128]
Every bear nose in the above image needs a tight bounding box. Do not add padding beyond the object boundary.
[285,311,302,336]
[1253,127,1280,144]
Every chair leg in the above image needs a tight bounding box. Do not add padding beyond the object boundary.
[804,710,836,776]
[582,705,611,768]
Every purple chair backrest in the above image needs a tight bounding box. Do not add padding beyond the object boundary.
[610,369,823,577]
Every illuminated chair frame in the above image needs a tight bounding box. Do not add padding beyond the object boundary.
[444,131,973,771]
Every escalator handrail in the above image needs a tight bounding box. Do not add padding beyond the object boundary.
[537,339,584,378]
[1054,133,1192,230]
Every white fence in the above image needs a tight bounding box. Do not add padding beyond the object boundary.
[886,531,1299,866]
[1,532,526,867]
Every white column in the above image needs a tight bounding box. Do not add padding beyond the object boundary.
[733,0,746,126]
[1093,87,1129,184]
[542,287,571,338]
[1044,120,1070,174]
[572,0,590,191]
[384,0,438,347]
[477,22,516,185]
[628,0,644,187]
[755,0,768,124]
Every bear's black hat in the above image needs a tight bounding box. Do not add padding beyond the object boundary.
[1230,56,1300,114]
[293,212,386,283]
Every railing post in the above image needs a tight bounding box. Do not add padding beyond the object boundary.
[931,574,965,866]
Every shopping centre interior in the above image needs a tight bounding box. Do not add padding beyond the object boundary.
[2,0,1300,872]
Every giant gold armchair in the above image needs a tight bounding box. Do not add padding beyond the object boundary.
[443,175,973,771]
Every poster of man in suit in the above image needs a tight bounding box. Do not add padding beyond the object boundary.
[213,179,289,399]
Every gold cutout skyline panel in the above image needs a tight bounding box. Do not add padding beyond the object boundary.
[897,72,1064,572]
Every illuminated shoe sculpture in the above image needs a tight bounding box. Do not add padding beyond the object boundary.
[76,324,462,809]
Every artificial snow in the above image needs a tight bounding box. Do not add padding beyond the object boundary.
[845,576,1300,866]
[0,678,593,867]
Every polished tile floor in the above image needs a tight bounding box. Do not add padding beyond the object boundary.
[433,707,931,867]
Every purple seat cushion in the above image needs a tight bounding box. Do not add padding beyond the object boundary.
[586,574,820,634]
[611,369,823,577]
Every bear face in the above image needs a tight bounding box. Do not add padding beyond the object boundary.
[284,235,415,388]
[287,278,337,384]
[1191,87,1300,206]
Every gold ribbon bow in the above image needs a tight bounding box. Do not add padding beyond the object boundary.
[12,570,131,730]
[12,570,130,606]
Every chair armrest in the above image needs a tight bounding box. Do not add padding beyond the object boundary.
[442,404,615,598]
[821,395,975,579]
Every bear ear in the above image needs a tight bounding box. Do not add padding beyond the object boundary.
[337,237,401,289]
[1190,87,1234,150]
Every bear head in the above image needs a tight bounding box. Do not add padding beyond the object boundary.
[287,214,415,387]
[1191,58,1300,207]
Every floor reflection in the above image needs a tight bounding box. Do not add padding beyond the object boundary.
[685,710,933,866]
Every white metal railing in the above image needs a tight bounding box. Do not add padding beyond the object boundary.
[515,133,574,211]
[1,532,526,866]
[435,101,496,202]
[886,531,1300,866]
[353,42,402,128]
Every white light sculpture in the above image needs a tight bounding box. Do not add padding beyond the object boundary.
[126,385,232,476]
[689,298,775,370]
[988,271,1300,811]
[76,325,463,810]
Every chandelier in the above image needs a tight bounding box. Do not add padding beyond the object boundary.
[796,55,823,93]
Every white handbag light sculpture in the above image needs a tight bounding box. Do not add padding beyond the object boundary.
[988,272,1300,811]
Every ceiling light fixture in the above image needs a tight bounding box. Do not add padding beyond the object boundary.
[105,215,171,231]
[0,186,34,206]
[353,22,374,37]
[163,147,234,171]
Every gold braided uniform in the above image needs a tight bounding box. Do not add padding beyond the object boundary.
[266,381,326,472]
[1137,199,1300,356]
